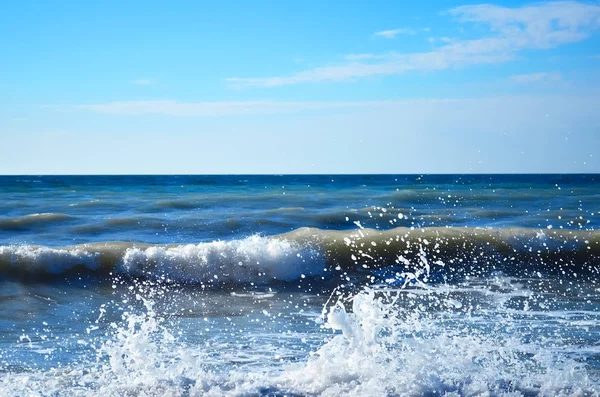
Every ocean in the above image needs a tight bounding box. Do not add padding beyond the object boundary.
[0,174,599,396]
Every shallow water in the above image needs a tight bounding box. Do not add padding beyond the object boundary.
[1,175,599,396]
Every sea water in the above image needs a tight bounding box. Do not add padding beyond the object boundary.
[0,174,599,396]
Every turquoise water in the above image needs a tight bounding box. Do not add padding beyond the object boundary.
[1,175,599,396]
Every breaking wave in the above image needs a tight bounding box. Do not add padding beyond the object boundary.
[0,226,598,284]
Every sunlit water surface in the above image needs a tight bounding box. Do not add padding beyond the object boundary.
[1,175,599,396]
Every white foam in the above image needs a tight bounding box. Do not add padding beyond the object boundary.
[122,235,326,283]
[275,289,597,396]
[0,245,101,274]
[3,286,597,396]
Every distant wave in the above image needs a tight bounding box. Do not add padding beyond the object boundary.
[0,213,75,231]
[71,217,165,234]
[0,226,598,283]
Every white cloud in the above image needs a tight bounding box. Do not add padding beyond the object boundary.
[374,28,416,38]
[226,45,513,87]
[228,1,600,88]
[132,79,153,86]
[66,95,598,122]
[71,93,593,119]
[508,72,562,84]
[449,1,600,47]
[74,100,390,117]
[344,53,377,61]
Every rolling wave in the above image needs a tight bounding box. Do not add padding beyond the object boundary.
[0,226,598,283]
[0,213,75,231]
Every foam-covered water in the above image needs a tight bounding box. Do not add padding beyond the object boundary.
[1,175,600,396]
[3,275,599,396]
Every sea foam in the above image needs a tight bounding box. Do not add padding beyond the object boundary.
[2,279,597,396]
[121,235,325,283]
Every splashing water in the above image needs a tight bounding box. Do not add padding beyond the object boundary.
[280,288,596,396]
[3,255,599,396]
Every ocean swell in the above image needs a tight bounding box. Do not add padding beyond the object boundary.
[0,226,598,283]
[0,213,75,231]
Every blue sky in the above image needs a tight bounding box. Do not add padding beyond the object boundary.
[1,0,599,174]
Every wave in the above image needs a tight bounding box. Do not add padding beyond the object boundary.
[149,193,305,211]
[0,213,75,231]
[0,226,598,283]
[0,236,325,283]
[71,217,166,234]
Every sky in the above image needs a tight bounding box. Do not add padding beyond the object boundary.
[1,0,599,174]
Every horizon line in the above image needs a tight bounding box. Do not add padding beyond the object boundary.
[1,172,598,177]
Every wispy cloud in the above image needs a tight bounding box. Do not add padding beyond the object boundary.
[58,95,600,125]
[73,100,390,117]
[344,53,378,61]
[132,79,154,86]
[429,37,454,44]
[508,72,562,84]
[374,28,417,38]
[374,27,431,38]
[228,1,600,88]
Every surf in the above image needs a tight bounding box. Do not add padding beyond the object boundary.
[1,226,598,284]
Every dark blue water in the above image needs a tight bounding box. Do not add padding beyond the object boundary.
[1,174,598,246]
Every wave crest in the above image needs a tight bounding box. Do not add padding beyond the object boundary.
[0,213,74,231]
[0,226,598,283]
